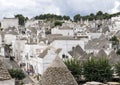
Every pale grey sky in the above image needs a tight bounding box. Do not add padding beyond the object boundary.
[0,0,120,19]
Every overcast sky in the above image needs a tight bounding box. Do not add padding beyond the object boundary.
[0,0,120,19]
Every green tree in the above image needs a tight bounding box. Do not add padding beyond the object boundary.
[110,36,119,46]
[64,59,82,82]
[95,11,104,20]
[8,69,25,80]
[88,13,95,21]
[103,13,110,19]
[83,58,113,82]
[15,14,27,26]
[74,14,81,22]
[54,21,63,26]
[116,49,120,55]
[96,11,103,16]
[63,15,70,20]
[90,13,95,16]
[34,14,70,21]
[115,62,120,77]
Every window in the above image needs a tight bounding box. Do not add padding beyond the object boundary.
[30,56,33,58]
[62,54,68,58]
[62,54,65,58]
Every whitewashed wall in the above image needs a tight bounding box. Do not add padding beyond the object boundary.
[50,40,85,52]
[1,18,18,29]
[51,27,74,36]
[4,34,17,44]
[0,79,15,85]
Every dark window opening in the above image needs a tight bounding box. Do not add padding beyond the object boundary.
[62,54,68,58]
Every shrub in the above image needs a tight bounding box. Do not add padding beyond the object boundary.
[8,69,25,80]
[64,59,82,82]
[83,58,113,82]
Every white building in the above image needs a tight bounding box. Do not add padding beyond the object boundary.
[4,31,18,44]
[51,26,74,36]
[22,46,57,75]
[25,19,44,28]
[50,37,85,52]
[1,18,18,29]
[12,39,27,62]
[22,46,72,75]
[87,33,103,39]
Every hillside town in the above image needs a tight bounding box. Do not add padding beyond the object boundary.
[1,12,120,85]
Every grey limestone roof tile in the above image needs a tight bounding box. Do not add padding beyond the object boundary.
[108,51,120,64]
[41,56,78,85]
[0,60,11,80]
[85,39,111,50]
[96,49,107,58]
[68,45,86,59]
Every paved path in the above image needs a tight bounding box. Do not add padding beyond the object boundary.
[0,57,34,84]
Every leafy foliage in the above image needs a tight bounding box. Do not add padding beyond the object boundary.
[74,14,81,22]
[64,59,82,82]
[54,21,63,26]
[34,14,70,21]
[8,69,25,80]
[96,11,103,16]
[83,58,113,82]
[110,36,119,46]
[73,11,120,22]
[116,49,120,55]
[15,14,28,26]
[115,62,120,77]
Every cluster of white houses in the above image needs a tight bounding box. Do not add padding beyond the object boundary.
[0,16,120,84]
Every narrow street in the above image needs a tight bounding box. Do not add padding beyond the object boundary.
[0,57,34,85]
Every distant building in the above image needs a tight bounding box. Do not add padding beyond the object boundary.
[51,26,74,36]
[25,19,44,28]
[1,18,18,29]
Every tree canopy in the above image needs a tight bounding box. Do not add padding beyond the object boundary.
[15,14,28,26]
[83,58,113,82]
[64,57,114,83]
[116,49,120,55]
[64,59,82,82]
[34,14,70,21]
[8,69,25,80]
[73,11,120,22]
[115,62,120,77]
[54,21,63,26]
[110,36,119,46]
[74,14,81,22]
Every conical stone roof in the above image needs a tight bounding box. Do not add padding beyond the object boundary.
[109,51,120,64]
[96,49,107,57]
[41,56,78,85]
[0,59,11,80]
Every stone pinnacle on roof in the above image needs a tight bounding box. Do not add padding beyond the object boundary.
[68,45,86,59]
[50,56,67,68]
[96,49,107,58]
[41,56,78,85]
[108,50,120,64]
